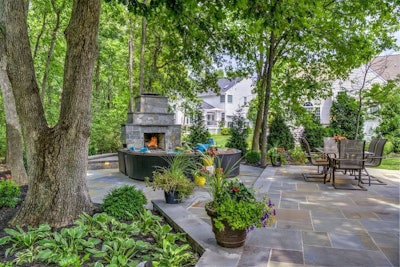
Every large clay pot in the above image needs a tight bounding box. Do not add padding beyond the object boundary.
[205,202,247,248]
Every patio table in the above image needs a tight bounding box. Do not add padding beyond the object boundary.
[316,142,373,189]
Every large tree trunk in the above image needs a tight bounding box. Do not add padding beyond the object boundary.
[0,0,28,185]
[4,0,100,227]
[260,33,276,167]
[251,79,266,152]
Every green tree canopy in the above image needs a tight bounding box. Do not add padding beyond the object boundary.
[366,79,400,152]
[328,92,364,140]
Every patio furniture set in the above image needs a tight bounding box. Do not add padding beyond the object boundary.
[302,137,387,190]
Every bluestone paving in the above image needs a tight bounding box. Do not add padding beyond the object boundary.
[87,162,399,267]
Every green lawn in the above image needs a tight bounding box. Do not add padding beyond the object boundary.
[210,134,230,147]
[376,157,400,170]
[210,134,253,148]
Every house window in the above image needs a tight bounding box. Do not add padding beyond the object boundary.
[220,95,225,103]
[369,106,379,114]
[221,113,225,122]
[303,102,313,111]
[304,102,320,120]
[314,107,321,120]
[227,95,233,103]
[207,113,216,126]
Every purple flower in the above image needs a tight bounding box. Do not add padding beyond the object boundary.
[247,225,256,233]
[261,213,269,221]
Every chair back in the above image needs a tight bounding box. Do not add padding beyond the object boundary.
[323,137,338,155]
[367,139,379,154]
[337,140,365,169]
[366,139,387,167]
[301,137,313,160]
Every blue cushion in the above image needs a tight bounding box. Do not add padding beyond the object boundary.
[140,147,149,153]
[197,143,210,152]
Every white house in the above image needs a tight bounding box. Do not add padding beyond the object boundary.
[174,77,255,134]
[174,55,399,138]
[307,54,400,140]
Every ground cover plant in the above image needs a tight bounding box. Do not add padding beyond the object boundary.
[101,185,147,220]
[0,186,198,267]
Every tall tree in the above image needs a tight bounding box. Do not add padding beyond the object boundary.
[2,0,101,227]
[28,0,72,126]
[0,0,28,185]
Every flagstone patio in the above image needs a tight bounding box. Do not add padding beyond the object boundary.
[87,164,399,267]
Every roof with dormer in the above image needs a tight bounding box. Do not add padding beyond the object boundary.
[201,101,215,109]
[198,77,244,96]
[217,77,243,93]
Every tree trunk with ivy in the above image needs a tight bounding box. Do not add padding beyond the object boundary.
[3,0,100,227]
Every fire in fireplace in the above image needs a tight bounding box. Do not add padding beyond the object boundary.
[144,133,165,150]
[149,137,157,148]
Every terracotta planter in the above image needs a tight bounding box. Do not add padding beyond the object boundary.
[205,202,247,248]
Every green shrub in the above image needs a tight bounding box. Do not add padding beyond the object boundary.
[186,109,210,147]
[220,128,230,135]
[288,146,306,165]
[101,185,147,220]
[0,179,21,208]
[302,114,325,150]
[245,150,260,164]
[226,108,249,155]
[267,114,294,151]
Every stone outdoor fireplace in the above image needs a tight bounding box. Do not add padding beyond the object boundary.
[120,94,181,151]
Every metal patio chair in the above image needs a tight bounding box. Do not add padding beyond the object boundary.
[361,139,387,185]
[330,139,367,190]
[301,137,330,183]
[323,137,339,156]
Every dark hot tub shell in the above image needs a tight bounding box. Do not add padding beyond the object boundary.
[118,148,241,181]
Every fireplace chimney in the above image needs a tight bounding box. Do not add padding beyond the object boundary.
[121,94,181,151]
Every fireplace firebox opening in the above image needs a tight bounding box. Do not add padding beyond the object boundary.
[144,133,165,150]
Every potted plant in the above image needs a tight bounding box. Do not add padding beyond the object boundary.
[146,154,195,204]
[267,145,287,167]
[204,160,276,248]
